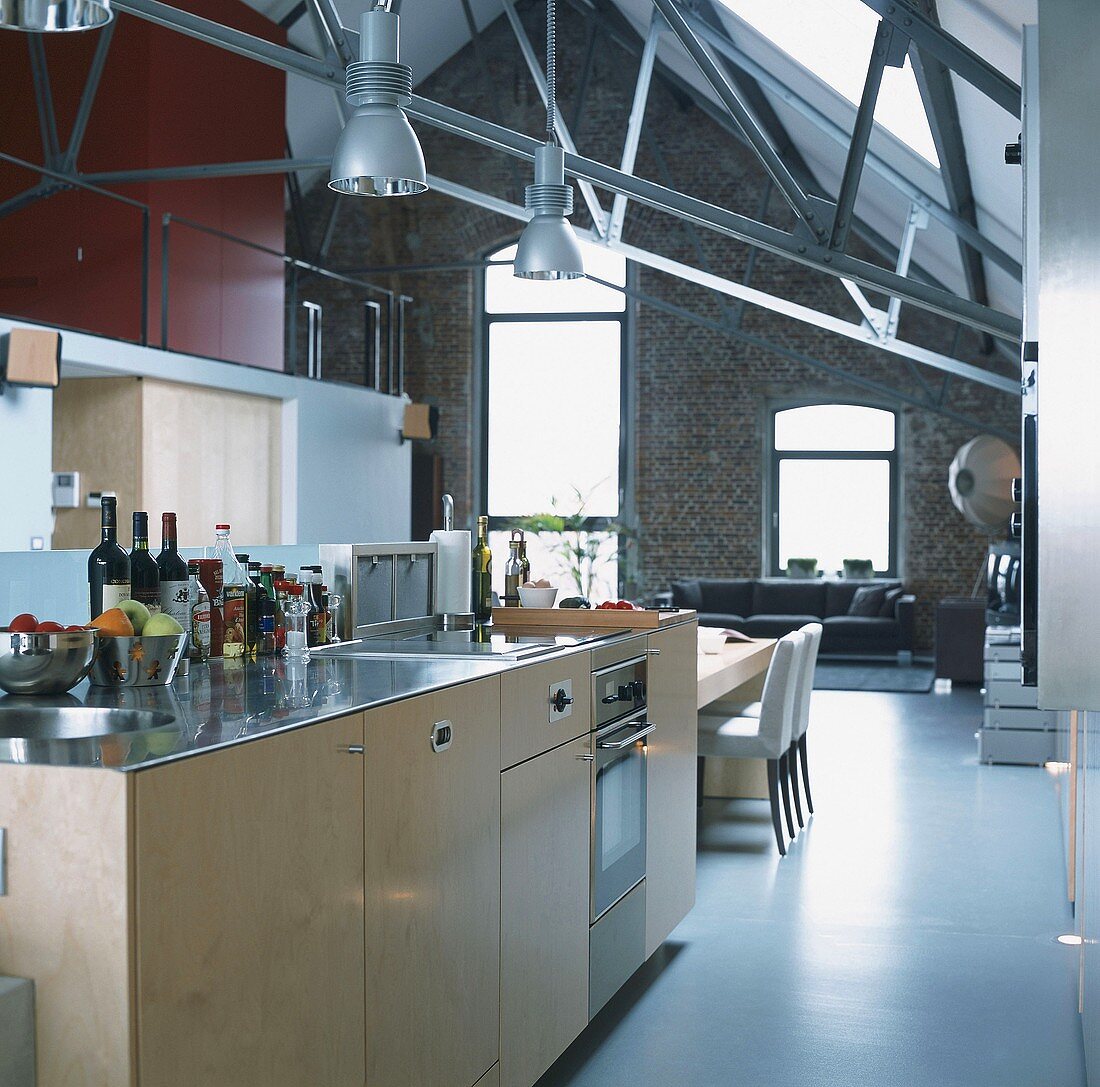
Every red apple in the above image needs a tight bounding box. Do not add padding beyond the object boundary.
[35,621,65,633]
[8,613,38,632]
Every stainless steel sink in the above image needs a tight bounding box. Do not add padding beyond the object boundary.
[0,705,176,740]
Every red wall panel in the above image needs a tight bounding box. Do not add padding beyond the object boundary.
[0,1,287,369]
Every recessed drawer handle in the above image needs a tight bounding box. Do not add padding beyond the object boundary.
[0,827,6,896]
[431,720,453,752]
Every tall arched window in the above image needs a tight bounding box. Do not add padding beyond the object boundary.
[768,403,899,577]
[481,240,628,600]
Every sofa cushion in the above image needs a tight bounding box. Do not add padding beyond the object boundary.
[752,580,827,617]
[698,613,745,629]
[740,614,821,638]
[825,579,901,616]
[698,578,754,617]
[821,615,899,652]
[849,585,887,616]
[880,586,904,618]
[670,579,703,611]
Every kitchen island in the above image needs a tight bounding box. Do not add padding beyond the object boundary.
[0,615,697,1087]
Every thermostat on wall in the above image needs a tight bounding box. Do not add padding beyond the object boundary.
[52,471,80,509]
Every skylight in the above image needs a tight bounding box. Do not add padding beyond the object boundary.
[716,0,940,166]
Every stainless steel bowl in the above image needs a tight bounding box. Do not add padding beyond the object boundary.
[90,634,187,687]
[0,628,98,696]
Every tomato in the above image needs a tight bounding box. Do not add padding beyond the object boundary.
[64,625,87,632]
[596,601,616,610]
[615,600,635,610]
[8,613,38,632]
[35,621,65,633]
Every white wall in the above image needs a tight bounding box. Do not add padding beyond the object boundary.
[0,316,411,550]
[0,383,53,551]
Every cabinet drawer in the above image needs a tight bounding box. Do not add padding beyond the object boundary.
[985,660,1022,682]
[501,654,592,769]
[984,678,1039,708]
[592,633,649,671]
[983,706,1057,730]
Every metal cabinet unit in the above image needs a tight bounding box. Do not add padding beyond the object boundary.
[979,629,1056,765]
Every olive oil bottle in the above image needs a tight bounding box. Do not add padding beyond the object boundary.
[472,516,493,622]
[504,537,523,607]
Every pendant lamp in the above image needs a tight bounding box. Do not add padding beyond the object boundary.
[329,5,427,198]
[514,0,584,280]
[0,0,112,31]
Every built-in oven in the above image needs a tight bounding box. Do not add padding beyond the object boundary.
[589,655,652,1016]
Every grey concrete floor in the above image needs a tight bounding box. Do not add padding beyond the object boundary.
[542,685,1086,1087]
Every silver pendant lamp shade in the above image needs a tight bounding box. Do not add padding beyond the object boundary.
[948,435,1022,534]
[328,7,427,198]
[0,0,112,31]
[514,0,583,280]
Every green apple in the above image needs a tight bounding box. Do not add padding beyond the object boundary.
[143,612,184,637]
[116,599,151,635]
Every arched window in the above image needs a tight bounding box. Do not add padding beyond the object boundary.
[480,239,628,600]
[768,403,899,577]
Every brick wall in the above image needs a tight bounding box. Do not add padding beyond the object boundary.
[294,0,1019,652]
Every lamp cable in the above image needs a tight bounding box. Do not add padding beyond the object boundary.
[546,0,557,143]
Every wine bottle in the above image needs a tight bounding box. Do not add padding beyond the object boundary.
[88,495,130,618]
[129,512,161,612]
[156,512,190,629]
[213,525,248,658]
[504,537,522,607]
[472,516,493,622]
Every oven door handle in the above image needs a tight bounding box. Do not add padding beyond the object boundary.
[597,722,655,749]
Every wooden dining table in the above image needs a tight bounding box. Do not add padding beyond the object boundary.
[696,635,777,799]
[697,637,776,711]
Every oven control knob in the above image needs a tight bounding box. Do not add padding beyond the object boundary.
[617,684,633,702]
[1009,512,1022,539]
[632,680,645,700]
[1005,139,1022,165]
[1011,477,1023,503]
[551,688,574,714]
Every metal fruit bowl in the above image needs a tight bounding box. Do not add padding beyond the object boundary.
[0,628,98,696]
[90,634,187,688]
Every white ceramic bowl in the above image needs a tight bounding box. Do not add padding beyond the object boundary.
[697,628,726,655]
[518,586,559,609]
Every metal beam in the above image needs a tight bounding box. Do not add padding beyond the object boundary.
[61,18,115,173]
[858,0,1020,117]
[829,21,897,252]
[27,36,61,169]
[409,95,1020,341]
[500,0,608,235]
[424,170,1016,394]
[307,0,354,67]
[885,202,928,340]
[81,157,331,184]
[105,0,1021,340]
[651,0,826,240]
[0,182,56,222]
[683,9,1021,281]
[608,12,661,242]
[909,0,993,352]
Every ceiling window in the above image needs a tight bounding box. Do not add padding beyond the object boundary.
[482,241,628,601]
[716,0,939,165]
[768,403,899,577]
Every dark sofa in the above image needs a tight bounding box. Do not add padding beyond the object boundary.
[663,577,915,660]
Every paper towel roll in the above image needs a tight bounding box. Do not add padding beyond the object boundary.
[430,529,472,616]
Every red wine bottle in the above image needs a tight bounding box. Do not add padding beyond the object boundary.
[129,512,161,612]
[88,495,130,618]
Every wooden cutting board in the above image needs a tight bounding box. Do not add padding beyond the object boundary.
[490,607,694,630]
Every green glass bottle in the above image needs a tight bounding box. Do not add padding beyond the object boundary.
[472,516,493,622]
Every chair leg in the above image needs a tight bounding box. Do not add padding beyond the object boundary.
[766,759,786,856]
[778,751,796,839]
[697,756,706,809]
[798,733,814,815]
[788,740,804,829]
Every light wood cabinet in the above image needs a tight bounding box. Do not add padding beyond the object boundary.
[363,677,502,1087]
[645,621,699,957]
[0,764,133,1087]
[500,733,592,1087]
[132,714,366,1087]
[52,376,282,550]
[501,653,591,770]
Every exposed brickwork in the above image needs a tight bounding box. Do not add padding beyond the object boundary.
[293,0,1018,651]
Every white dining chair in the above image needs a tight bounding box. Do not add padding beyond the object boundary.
[697,631,806,856]
[787,623,822,829]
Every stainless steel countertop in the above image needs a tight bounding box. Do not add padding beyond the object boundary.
[0,624,675,773]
